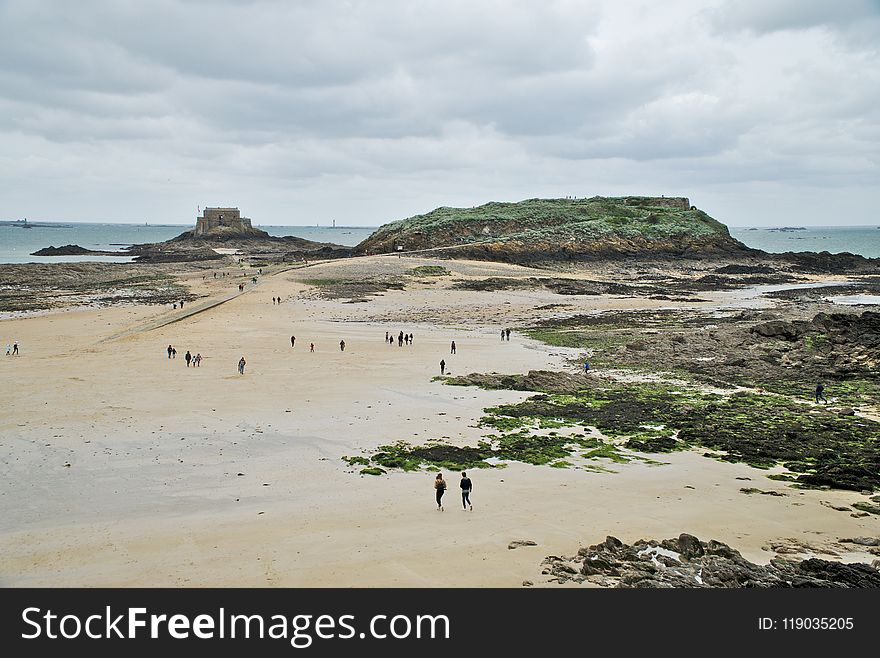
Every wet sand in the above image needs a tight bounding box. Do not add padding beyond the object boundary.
[0,256,876,586]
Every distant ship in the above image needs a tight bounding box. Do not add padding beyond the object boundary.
[14,218,32,229]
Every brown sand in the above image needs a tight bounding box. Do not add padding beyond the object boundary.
[0,257,875,586]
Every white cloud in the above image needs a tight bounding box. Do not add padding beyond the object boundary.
[0,0,877,226]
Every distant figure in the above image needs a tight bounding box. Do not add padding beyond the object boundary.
[815,382,827,404]
[408,333,413,344]
[12,341,19,356]
[310,343,315,352]
[5,344,10,356]
[194,353,202,367]
[505,328,511,341]
[172,347,177,359]
[238,356,246,375]
[584,361,590,373]
[180,300,184,309]
[501,329,505,341]
[450,341,456,354]
[434,473,447,511]
[167,345,173,359]
[173,303,177,310]
[340,339,345,351]
[272,297,276,305]
[440,359,446,375]
[291,335,296,347]
[185,350,192,367]
[460,472,473,510]
[398,331,404,347]
[385,331,389,341]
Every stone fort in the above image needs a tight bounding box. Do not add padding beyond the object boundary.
[194,207,257,236]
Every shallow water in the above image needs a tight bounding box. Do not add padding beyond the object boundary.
[825,294,880,306]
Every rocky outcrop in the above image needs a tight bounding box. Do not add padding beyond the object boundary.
[354,197,752,263]
[31,244,119,256]
[542,534,880,588]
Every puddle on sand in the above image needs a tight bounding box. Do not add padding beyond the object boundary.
[826,295,880,306]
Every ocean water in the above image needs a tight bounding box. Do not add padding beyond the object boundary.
[2,222,878,264]
[0,222,377,264]
[729,226,880,259]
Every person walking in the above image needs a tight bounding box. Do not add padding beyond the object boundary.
[310,343,315,352]
[291,335,296,348]
[505,328,511,341]
[440,359,446,375]
[501,329,505,341]
[460,472,473,510]
[194,353,202,367]
[584,361,590,374]
[339,339,345,352]
[167,345,173,359]
[12,341,19,356]
[185,350,192,367]
[408,333,413,345]
[434,473,447,511]
[450,340,456,354]
[238,356,246,375]
[815,382,827,404]
[5,343,10,356]
[172,347,177,359]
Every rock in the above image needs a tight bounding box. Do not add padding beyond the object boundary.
[549,534,880,588]
[677,533,705,559]
[521,580,534,587]
[837,407,856,416]
[508,540,538,550]
[839,537,880,547]
[751,321,803,341]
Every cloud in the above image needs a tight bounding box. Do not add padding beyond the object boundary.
[0,0,876,226]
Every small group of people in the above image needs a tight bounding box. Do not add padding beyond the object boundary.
[272,296,283,305]
[385,331,414,346]
[172,300,187,310]
[5,341,19,356]
[184,350,202,367]
[166,344,177,359]
[500,328,511,341]
[433,472,472,511]
[238,283,245,292]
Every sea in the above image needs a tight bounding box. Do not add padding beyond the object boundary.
[1,222,879,264]
[0,221,377,264]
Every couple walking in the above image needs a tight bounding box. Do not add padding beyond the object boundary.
[434,472,473,511]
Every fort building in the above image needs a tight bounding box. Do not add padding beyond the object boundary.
[193,207,260,236]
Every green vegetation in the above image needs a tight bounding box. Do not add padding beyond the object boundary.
[357,196,738,255]
[360,467,386,476]
[409,265,451,277]
[438,371,880,491]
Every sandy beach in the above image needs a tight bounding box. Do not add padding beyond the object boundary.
[1,256,877,586]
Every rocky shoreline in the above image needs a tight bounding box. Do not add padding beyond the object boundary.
[540,534,880,587]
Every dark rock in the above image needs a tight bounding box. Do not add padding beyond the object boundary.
[751,321,802,340]
[508,540,538,550]
[550,535,880,588]
[678,533,705,559]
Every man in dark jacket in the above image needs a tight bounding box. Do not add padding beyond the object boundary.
[460,472,473,510]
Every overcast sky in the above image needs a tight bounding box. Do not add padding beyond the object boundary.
[1,0,878,227]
